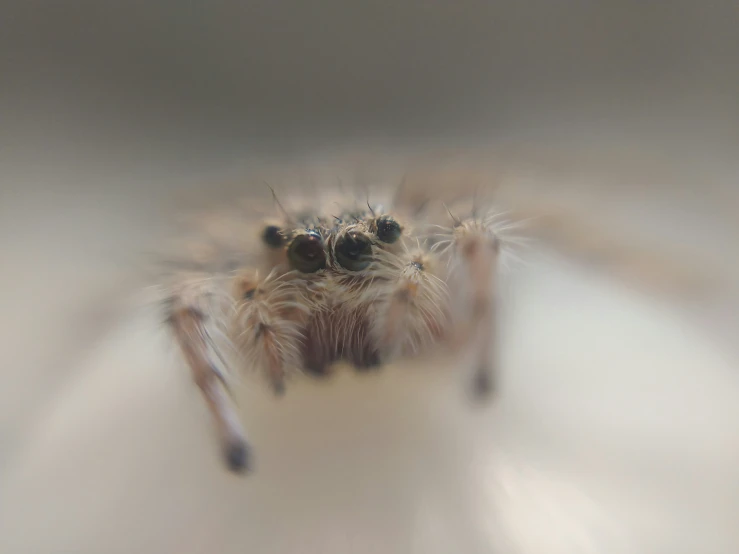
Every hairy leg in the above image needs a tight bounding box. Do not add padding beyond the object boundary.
[166,293,251,472]
[165,269,308,474]
[448,219,500,397]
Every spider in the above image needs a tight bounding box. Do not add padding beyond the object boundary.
[157,180,519,474]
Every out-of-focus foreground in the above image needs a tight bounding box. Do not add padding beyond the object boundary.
[1,3,738,553]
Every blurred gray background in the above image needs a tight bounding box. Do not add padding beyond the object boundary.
[2,1,737,158]
[1,2,739,553]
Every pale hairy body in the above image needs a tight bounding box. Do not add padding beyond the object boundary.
[155,179,522,473]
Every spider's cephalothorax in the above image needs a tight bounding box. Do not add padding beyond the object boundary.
[162,192,511,473]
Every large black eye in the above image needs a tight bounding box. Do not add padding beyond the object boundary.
[376,216,401,244]
[287,231,326,273]
[262,225,286,248]
[335,231,372,271]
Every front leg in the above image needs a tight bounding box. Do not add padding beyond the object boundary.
[166,270,306,474]
[166,292,251,473]
[448,219,500,398]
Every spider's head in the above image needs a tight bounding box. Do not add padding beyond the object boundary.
[259,202,407,277]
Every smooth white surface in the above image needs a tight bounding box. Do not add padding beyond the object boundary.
[2,254,738,554]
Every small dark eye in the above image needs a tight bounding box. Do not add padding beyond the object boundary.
[262,225,285,248]
[287,231,326,273]
[376,216,401,244]
[335,231,372,271]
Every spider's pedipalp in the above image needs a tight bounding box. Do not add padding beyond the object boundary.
[369,247,451,363]
[232,269,312,394]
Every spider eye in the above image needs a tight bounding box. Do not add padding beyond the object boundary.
[376,216,401,244]
[262,225,286,248]
[287,231,326,273]
[335,232,372,271]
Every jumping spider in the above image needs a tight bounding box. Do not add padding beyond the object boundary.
[160,186,511,473]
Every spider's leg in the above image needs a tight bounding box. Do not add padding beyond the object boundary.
[448,219,500,398]
[166,283,250,473]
